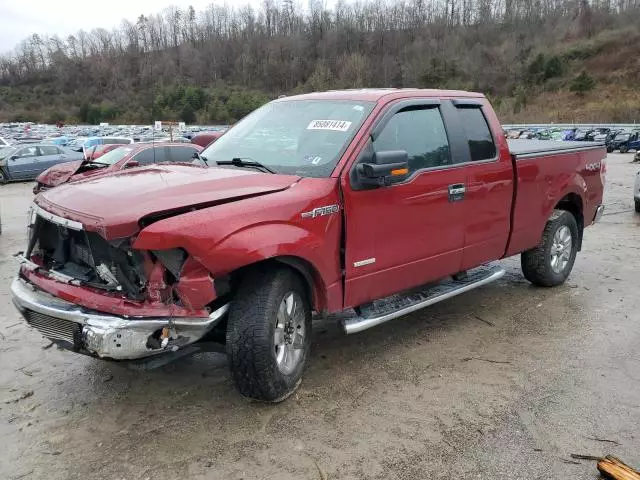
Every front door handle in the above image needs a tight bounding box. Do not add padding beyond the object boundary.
[448,183,466,202]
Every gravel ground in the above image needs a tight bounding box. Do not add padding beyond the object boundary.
[0,153,639,480]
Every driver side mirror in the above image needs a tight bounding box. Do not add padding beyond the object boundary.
[10,155,18,160]
[356,150,409,187]
[125,160,140,168]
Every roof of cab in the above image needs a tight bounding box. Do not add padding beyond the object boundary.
[274,88,485,103]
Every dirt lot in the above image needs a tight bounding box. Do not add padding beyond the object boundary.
[1,153,639,480]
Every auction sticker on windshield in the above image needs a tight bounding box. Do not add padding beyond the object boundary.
[307,120,352,132]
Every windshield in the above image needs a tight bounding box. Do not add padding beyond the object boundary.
[0,147,18,160]
[615,133,630,140]
[201,99,375,177]
[92,146,133,166]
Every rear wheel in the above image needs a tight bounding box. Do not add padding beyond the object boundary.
[521,210,579,287]
[226,267,311,402]
[0,168,8,185]
[620,145,629,153]
[635,199,640,213]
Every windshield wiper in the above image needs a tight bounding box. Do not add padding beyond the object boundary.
[216,157,275,174]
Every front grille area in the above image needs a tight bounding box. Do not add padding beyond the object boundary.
[30,214,147,299]
[23,309,79,343]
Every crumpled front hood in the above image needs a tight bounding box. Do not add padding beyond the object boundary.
[36,164,300,239]
[36,160,84,186]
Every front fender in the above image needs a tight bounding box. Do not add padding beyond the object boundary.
[133,177,344,311]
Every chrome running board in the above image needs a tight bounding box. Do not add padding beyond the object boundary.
[342,265,506,334]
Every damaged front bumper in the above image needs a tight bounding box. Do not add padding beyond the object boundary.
[11,277,228,360]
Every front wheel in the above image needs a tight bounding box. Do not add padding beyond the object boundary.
[521,210,579,287]
[620,145,629,154]
[635,199,640,213]
[226,267,311,402]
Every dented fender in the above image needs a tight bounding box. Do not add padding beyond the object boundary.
[133,177,344,311]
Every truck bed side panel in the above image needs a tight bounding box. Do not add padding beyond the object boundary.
[505,147,605,257]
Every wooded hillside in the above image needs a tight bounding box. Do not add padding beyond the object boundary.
[1,0,639,124]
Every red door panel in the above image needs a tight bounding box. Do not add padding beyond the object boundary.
[341,166,466,308]
[461,160,514,269]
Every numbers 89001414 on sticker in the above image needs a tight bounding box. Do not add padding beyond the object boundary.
[306,120,352,132]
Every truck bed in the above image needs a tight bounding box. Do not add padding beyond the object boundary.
[508,139,605,159]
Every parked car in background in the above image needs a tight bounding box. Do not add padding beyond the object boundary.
[0,144,83,184]
[518,130,537,139]
[589,128,610,142]
[81,137,134,159]
[534,129,553,140]
[549,129,564,141]
[45,136,71,146]
[603,129,623,144]
[628,133,640,153]
[34,142,204,193]
[63,136,134,156]
[191,131,225,147]
[13,137,43,144]
[66,137,88,151]
[84,144,123,161]
[573,129,591,141]
[505,129,523,139]
[607,131,640,153]
[560,129,576,141]
[139,136,192,144]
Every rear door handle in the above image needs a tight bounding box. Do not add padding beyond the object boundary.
[448,183,466,202]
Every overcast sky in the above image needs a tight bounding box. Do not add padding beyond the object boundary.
[1,0,331,53]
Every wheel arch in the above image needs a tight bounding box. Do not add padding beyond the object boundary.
[554,192,584,250]
[229,255,327,313]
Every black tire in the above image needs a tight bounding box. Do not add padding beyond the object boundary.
[521,210,579,287]
[0,168,8,185]
[635,199,640,213]
[606,146,614,153]
[620,145,629,154]
[226,267,312,402]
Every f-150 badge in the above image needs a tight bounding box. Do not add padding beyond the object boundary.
[301,204,340,219]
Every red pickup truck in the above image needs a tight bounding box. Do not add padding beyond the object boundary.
[12,89,606,402]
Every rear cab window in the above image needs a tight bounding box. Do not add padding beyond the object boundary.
[455,106,497,161]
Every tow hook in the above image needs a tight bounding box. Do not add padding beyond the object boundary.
[146,325,180,351]
[160,326,179,350]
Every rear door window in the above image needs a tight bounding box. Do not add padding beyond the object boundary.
[456,107,497,161]
[39,145,61,156]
